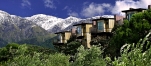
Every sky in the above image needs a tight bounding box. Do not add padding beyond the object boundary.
[0,0,151,18]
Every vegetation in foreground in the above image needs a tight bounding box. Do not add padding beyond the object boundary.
[0,33,150,66]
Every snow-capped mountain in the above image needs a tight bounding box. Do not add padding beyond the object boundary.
[0,10,36,29]
[0,10,54,47]
[25,14,82,33]
[0,10,114,34]
[25,14,114,33]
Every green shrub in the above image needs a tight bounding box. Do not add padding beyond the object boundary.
[6,43,19,49]
[71,45,107,66]
[112,31,151,66]
[0,43,26,62]
[63,41,81,55]
[3,53,69,66]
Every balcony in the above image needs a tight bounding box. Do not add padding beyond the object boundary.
[105,28,112,32]
[76,33,84,39]
[91,27,112,33]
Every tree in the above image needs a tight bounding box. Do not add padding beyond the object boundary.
[0,43,27,62]
[112,31,151,66]
[0,43,56,62]
[63,41,81,55]
[0,43,69,66]
[54,36,81,55]
[3,53,69,66]
[108,9,151,58]
[71,45,107,66]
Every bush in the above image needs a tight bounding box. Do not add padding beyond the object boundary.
[3,53,69,66]
[63,41,81,55]
[0,43,69,66]
[0,43,27,62]
[112,31,151,66]
[71,45,107,66]
[6,43,19,49]
[109,9,151,58]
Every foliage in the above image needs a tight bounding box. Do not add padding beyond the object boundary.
[54,36,81,55]
[0,34,151,66]
[0,43,56,62]
[67,35,77,43]
[71,45,107,66]
[90,36,109,46]
[0,43,69,66]
[0,43,27,62]
[112,31,151,66]
[25,45,56,56]
[6,43,19,49]
[63,41,81,55]
[109,9,151,57]
[3,53,69,66]
[90,35,111,56]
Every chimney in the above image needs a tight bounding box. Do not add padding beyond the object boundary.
[71,27,76,35]
[129,8,134,10]
[114,14,124,25]
[148,5,151,9]
[114,15,124,21]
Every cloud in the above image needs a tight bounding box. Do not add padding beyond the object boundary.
[111,0,151,15]
[63,6,79,17]
[21,0,31,8]
[63,6,69,10]
[102,3,111,8]
[80,0,151,17]
[68,12,79,17]
[81,3,111,18]
[44,0,56,9]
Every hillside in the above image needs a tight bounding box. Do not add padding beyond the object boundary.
[0,10,55,48]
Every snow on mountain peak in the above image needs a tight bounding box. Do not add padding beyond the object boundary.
[25,14,82,32]
[25,14,115,33]
[0,10,115,33]
[0,10,10,20]
[0,10,19,18]
[0,10,22,24]
[0,10,9,15]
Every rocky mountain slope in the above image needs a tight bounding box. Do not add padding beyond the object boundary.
[25,14,82,33]
[0,10,55,47]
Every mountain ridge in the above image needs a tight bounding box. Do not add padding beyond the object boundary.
[25,13,114,33]
[0,10,56,48]
[25,14,82,33]
[0,10,114,33]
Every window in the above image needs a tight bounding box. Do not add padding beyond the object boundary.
[58,34,61,40]
[77,26,82,34]
[127,12,135,21]
[58,34,62,43]
[97,21,104,31]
